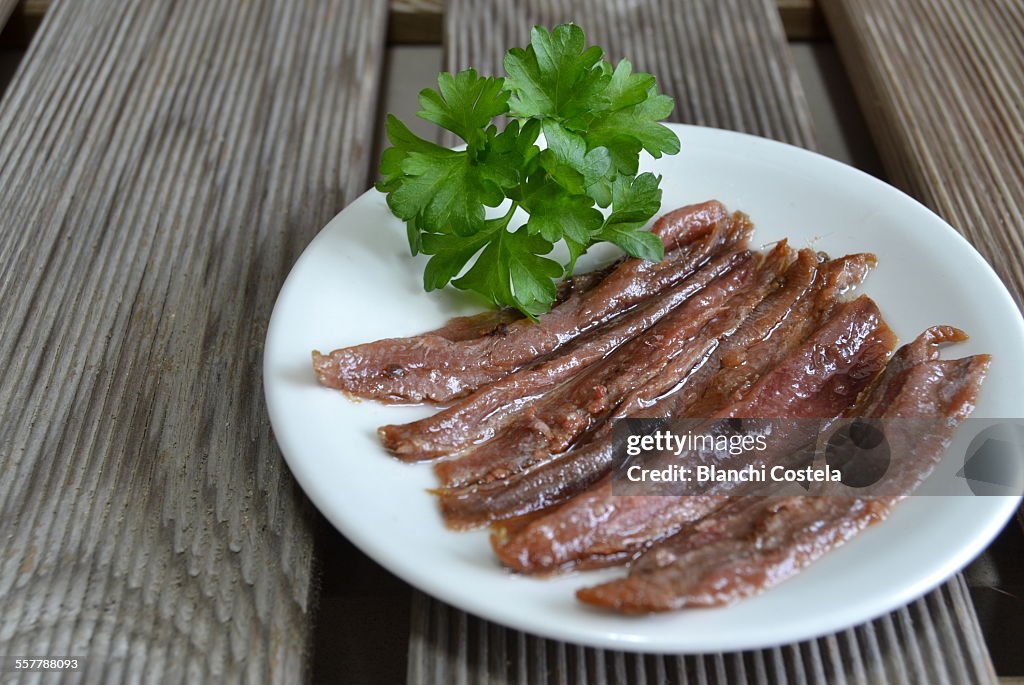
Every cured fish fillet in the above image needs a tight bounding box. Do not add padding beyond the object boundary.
[491,296,896,573]
[379,250,751,460]
[433,249,788,488]
[313,201,749,404]
[438,251,874,529]
[577,341,989,612]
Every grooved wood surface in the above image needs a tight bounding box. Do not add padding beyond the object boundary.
[3,0,825,48]
[822,0,1024,307]
[777,0,827,40]
[421,1,999,683]
[443,0,816,148]
[390,0,825,44]
[410,575,997,684]
[0,0,18,31]
[0,0,387,681]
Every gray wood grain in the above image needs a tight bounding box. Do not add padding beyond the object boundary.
[443,0,815,147]
[0,0,387,682]
[6,0,828,50]
[415,1,1000,683]
[0,0,18,31]
[822,0,1024,580]
[409,575,997,684]
[823,0,1024,307]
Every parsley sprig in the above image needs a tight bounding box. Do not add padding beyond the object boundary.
[377,24,680,317]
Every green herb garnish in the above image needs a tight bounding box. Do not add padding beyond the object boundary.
[377,24,680,317]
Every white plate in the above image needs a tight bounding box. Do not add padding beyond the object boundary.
[264,124,1024,652]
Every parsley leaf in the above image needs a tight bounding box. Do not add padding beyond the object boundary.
[596,173,666,262]
[521,177,603,272]
[586,61,680,176]
[418,70,510,151]
[391,149,503,237]
[601,59,656,111]
[504,24,610,124]
[375,24,681,316]
[539,121,612,204]
[588,92,680,170]
[477,119,541,194]
[420,221,497,291]
[453,225,563,316]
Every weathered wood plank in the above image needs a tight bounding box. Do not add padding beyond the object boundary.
[3,0,826,49]
[0,0,18,32]
[0,0,44,50]
[443,0,816,147]
[410,575,998,684]
[0,0,387,681]
[822,0,1024,307]
[422,1,999,683]
[777,0,827,41]
[389,0,445,44]
[392,0,826,43]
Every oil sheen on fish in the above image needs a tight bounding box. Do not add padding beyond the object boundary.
[439,251,874,530]
[379,250,751,461]
[313,201,749,404]
[576,344,989,612]
[491,296,896,573]
[433,252,763,487]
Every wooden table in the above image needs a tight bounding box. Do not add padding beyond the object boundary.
[0,0,1020,682]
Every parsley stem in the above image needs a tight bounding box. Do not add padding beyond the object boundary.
[498,202,520,230]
